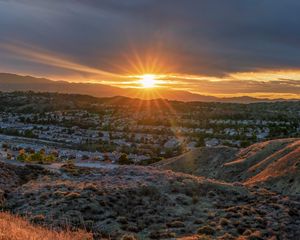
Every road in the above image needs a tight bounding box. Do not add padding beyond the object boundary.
[0,158,117,173]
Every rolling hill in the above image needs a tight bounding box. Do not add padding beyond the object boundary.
[155,138,300,195]
[152,146,239,179]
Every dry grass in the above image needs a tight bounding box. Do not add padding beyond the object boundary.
[0,212,93,240]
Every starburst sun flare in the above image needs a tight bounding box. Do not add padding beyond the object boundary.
[139,74,157,88]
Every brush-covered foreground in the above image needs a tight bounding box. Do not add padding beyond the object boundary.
[1,157,300,239]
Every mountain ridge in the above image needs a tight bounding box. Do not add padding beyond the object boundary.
[0,72,295,103]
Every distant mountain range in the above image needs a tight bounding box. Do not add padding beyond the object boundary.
[0,73,293,103]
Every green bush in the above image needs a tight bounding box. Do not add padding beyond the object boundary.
[16,150,57,164]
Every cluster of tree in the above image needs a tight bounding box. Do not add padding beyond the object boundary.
[16,149,57,164]
[0,128,38,138]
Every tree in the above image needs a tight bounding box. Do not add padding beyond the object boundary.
[27,152,43,163]
[240,140,251,148]
[43,154,56,164]
[196,134,205,147]
[24,130,36,138]
[118,153,132,165]
[17,149,27,162]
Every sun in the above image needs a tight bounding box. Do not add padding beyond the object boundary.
[139,74,156,88]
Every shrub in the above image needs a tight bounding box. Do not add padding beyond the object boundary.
[166,220,185,228]
[61,161,80,175]
[197,225,215,235]
[117,216,128,224]
[219,218,230,226]
[248,230,263,240]
[139,185,159,197]
[194,219,204,224]
[30,214,45,224]
[243,229,252,236]
[217,233,235,240]
[192,195,199,204]
[83,183,98,191]
[207,191,217,198]
[66,192,81,199]
[196,235,213,240]
[121,234,137,240]
[118,153,133,165]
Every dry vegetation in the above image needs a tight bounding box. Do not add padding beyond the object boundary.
[0,212,92,240]
[2,165,299,239]
[156,138,300,195]
[0,139,300,239]
[153,146,238,177]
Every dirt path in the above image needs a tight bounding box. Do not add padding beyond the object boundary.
[0,159,117,173]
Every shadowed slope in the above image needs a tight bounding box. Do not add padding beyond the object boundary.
[153,146,238,178]
[155,139,300,195]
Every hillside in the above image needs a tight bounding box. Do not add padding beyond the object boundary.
[155,138,300,195]
[0,161,299,239]
[225,138,300,194]
[152,146,238,178]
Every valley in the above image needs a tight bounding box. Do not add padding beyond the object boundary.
[0,92,299,239]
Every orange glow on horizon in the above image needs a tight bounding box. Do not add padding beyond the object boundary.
[0,42,299,99]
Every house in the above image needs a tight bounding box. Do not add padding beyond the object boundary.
[205,138,220,147]
[164,138,182,149]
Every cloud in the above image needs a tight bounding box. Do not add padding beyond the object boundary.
[0,0,300,98]
[175,79,300,95]
[0,42,122,78]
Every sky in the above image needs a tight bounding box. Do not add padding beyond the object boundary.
[0,0,300,98]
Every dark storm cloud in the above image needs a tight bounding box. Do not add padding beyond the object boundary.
[1,0,300,76]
